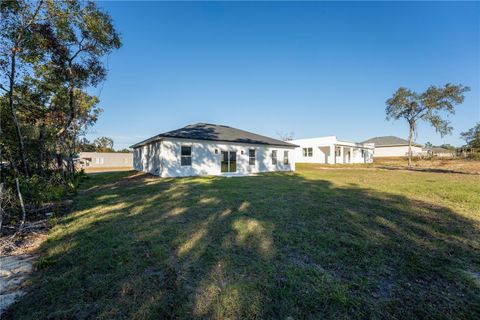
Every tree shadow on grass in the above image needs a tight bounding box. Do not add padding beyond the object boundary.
[4,171,480,319]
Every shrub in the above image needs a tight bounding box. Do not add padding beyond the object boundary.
[467,152,480,161]
[0,170,88,234]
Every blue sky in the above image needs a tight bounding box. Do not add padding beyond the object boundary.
[89,1,480,149]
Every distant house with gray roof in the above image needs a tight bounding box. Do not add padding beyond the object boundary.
[131,123,297,177]
[362,136,424,158]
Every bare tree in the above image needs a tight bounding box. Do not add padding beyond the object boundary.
[276,130,295,141]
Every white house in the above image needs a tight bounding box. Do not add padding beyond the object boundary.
[290,136,374,164]
[131,123,297,177]
[77,152,133,168]
[362,136,423,158]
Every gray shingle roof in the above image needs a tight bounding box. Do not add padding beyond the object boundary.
[362,136,422,147]
[130,123,298,148]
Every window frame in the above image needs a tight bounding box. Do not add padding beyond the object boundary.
[180,145,192,166]
[248,149,256,166]
[303,147,313,157]
[283,150,289,165]
[271,150,277,165]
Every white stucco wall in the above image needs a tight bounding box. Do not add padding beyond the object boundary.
[373,145,423,158]
[133,148,142,171]
[133,138,295,177]
[79,152,132,168]
[290,136,374,164]
[291,137,336,164]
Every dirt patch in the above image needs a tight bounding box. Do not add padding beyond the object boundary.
[375,159,480,175]
[83,166,133,173]
[0,254,36,316]
[308,159,480,175]
[313,166,377,171]
[0,232,46,316]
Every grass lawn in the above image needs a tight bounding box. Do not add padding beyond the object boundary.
[5,164,480,319]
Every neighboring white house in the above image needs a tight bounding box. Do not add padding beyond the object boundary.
[78,152,133,168]
[131,123,297,177]
[362,136,423,158]
[290,136,375,164]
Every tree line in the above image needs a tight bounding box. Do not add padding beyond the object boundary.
[0,0,121,234]
[78,136,131,153]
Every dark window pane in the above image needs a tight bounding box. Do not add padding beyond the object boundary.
[181,156,191,166]
[221,151,228,172]
[249,149,255,165]
[229,152,237,172]
[181,146,191,156]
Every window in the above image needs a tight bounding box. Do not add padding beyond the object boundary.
[302,147,313,157]
[361,150,365,158]
[283,150,289,164]
[95,158,100,164]
[335,147,341,157]
[249,149,256,165]
[221,151,237,172]
[272,150,277,165]
[100,158,104,164]
[181,146,192,166]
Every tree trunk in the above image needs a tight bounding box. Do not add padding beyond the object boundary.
[0,183,4,234]
[0,49,3,234]
[55,64,75,139]
[55,65,76,173]
[38,124,45,175]
[56,145,63,171]
[8,51,29,177]
[408,124,413,167]
[16,178,27,231]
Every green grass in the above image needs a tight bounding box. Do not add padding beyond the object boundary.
[6,164,480,319]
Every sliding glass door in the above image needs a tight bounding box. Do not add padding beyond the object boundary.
[221,151,237,173]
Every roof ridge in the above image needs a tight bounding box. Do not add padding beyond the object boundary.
[130,123,298,148]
